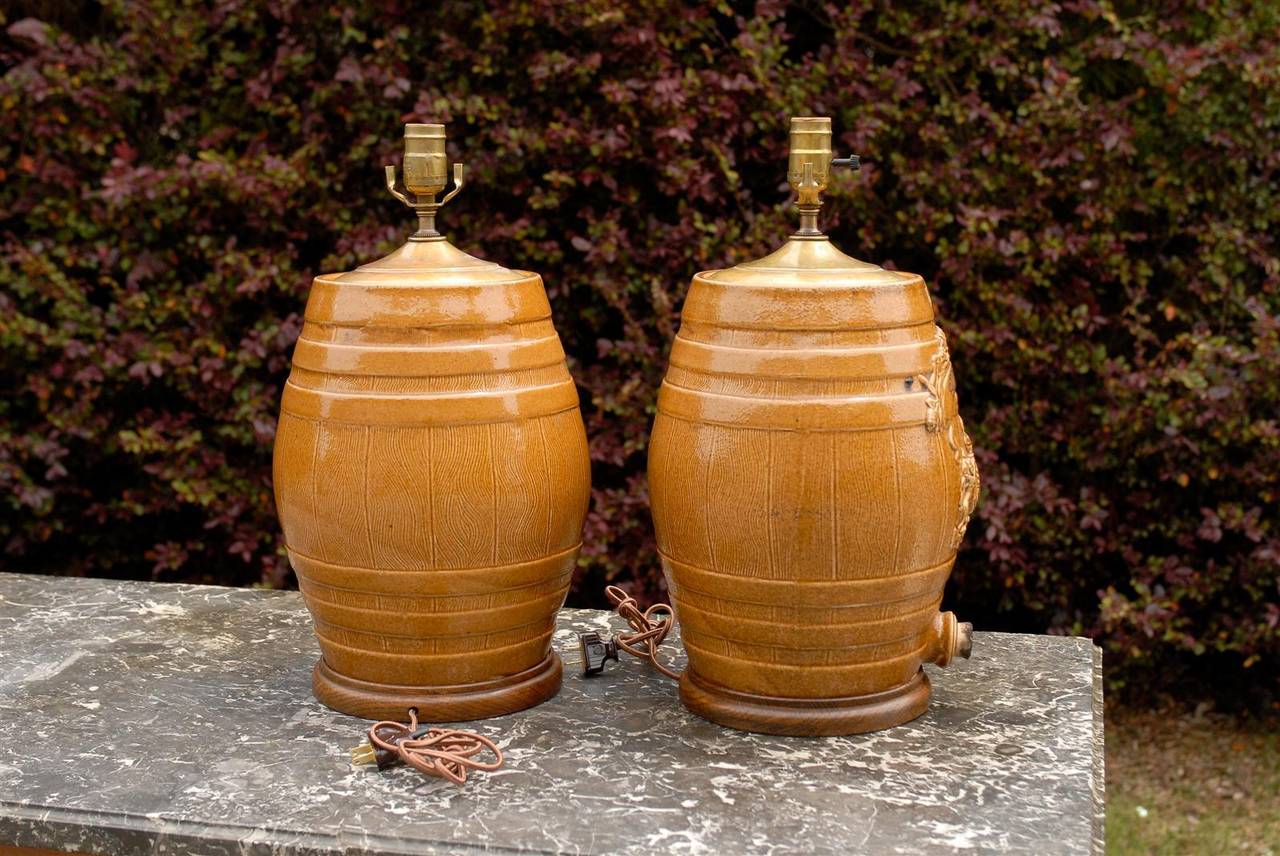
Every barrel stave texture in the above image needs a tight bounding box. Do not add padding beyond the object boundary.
[274,262,589,696]
[650,265,973,705]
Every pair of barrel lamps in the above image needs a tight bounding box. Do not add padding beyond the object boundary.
[272,117,979,737]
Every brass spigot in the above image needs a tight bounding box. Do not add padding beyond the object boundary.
[385,123,465,241]
[787,116,860,238]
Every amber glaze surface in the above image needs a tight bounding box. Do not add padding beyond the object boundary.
[648,236,979,736]
[273,238,590,721]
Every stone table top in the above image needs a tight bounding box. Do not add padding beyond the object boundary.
[0,573,1103,855]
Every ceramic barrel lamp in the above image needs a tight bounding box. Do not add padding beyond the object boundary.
[648,117,980,736]
[273,124,590,721]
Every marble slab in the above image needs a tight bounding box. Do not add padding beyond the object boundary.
[0,573,1103,855]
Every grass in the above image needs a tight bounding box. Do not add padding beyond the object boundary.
[1107,706,1280,855]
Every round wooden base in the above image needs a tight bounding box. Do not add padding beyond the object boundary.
[679,668,931,736]
[312,651,563,722]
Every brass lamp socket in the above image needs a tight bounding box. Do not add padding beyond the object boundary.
[385,123,465,241]
[403,123,448,198]
[788,116,833,204]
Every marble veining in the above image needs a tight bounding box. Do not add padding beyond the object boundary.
[0,573,1102,855]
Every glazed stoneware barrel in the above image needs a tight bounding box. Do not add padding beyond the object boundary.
[273,124,590,721]
[648,117,979,735]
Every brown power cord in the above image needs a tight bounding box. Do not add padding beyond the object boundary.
[350,588,679,782]
[604,584,681,680]
[353,708,504,786]
[351,588,677,781]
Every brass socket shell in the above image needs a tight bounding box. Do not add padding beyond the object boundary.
[787,116,832,202]
[403,123,448,197]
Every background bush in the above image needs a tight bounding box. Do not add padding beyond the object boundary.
[2,0,1277,703]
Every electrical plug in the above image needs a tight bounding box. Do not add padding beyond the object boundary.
[350,725,433,769]
[575,631,620,676]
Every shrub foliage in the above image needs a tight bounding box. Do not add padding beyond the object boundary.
[2,0,1277,694]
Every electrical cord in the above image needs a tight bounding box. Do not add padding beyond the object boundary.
[348,587,679,783]
[350,707,504,785]
[567,587,681,679]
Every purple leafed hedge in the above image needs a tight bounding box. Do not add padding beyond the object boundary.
[2,1,1277,700]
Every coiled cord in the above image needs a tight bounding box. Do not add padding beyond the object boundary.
[604,584,681,680]
[357,708,504,786]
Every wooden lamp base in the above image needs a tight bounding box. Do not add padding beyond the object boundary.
[679,668,931,737]
[312,652,563,722]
